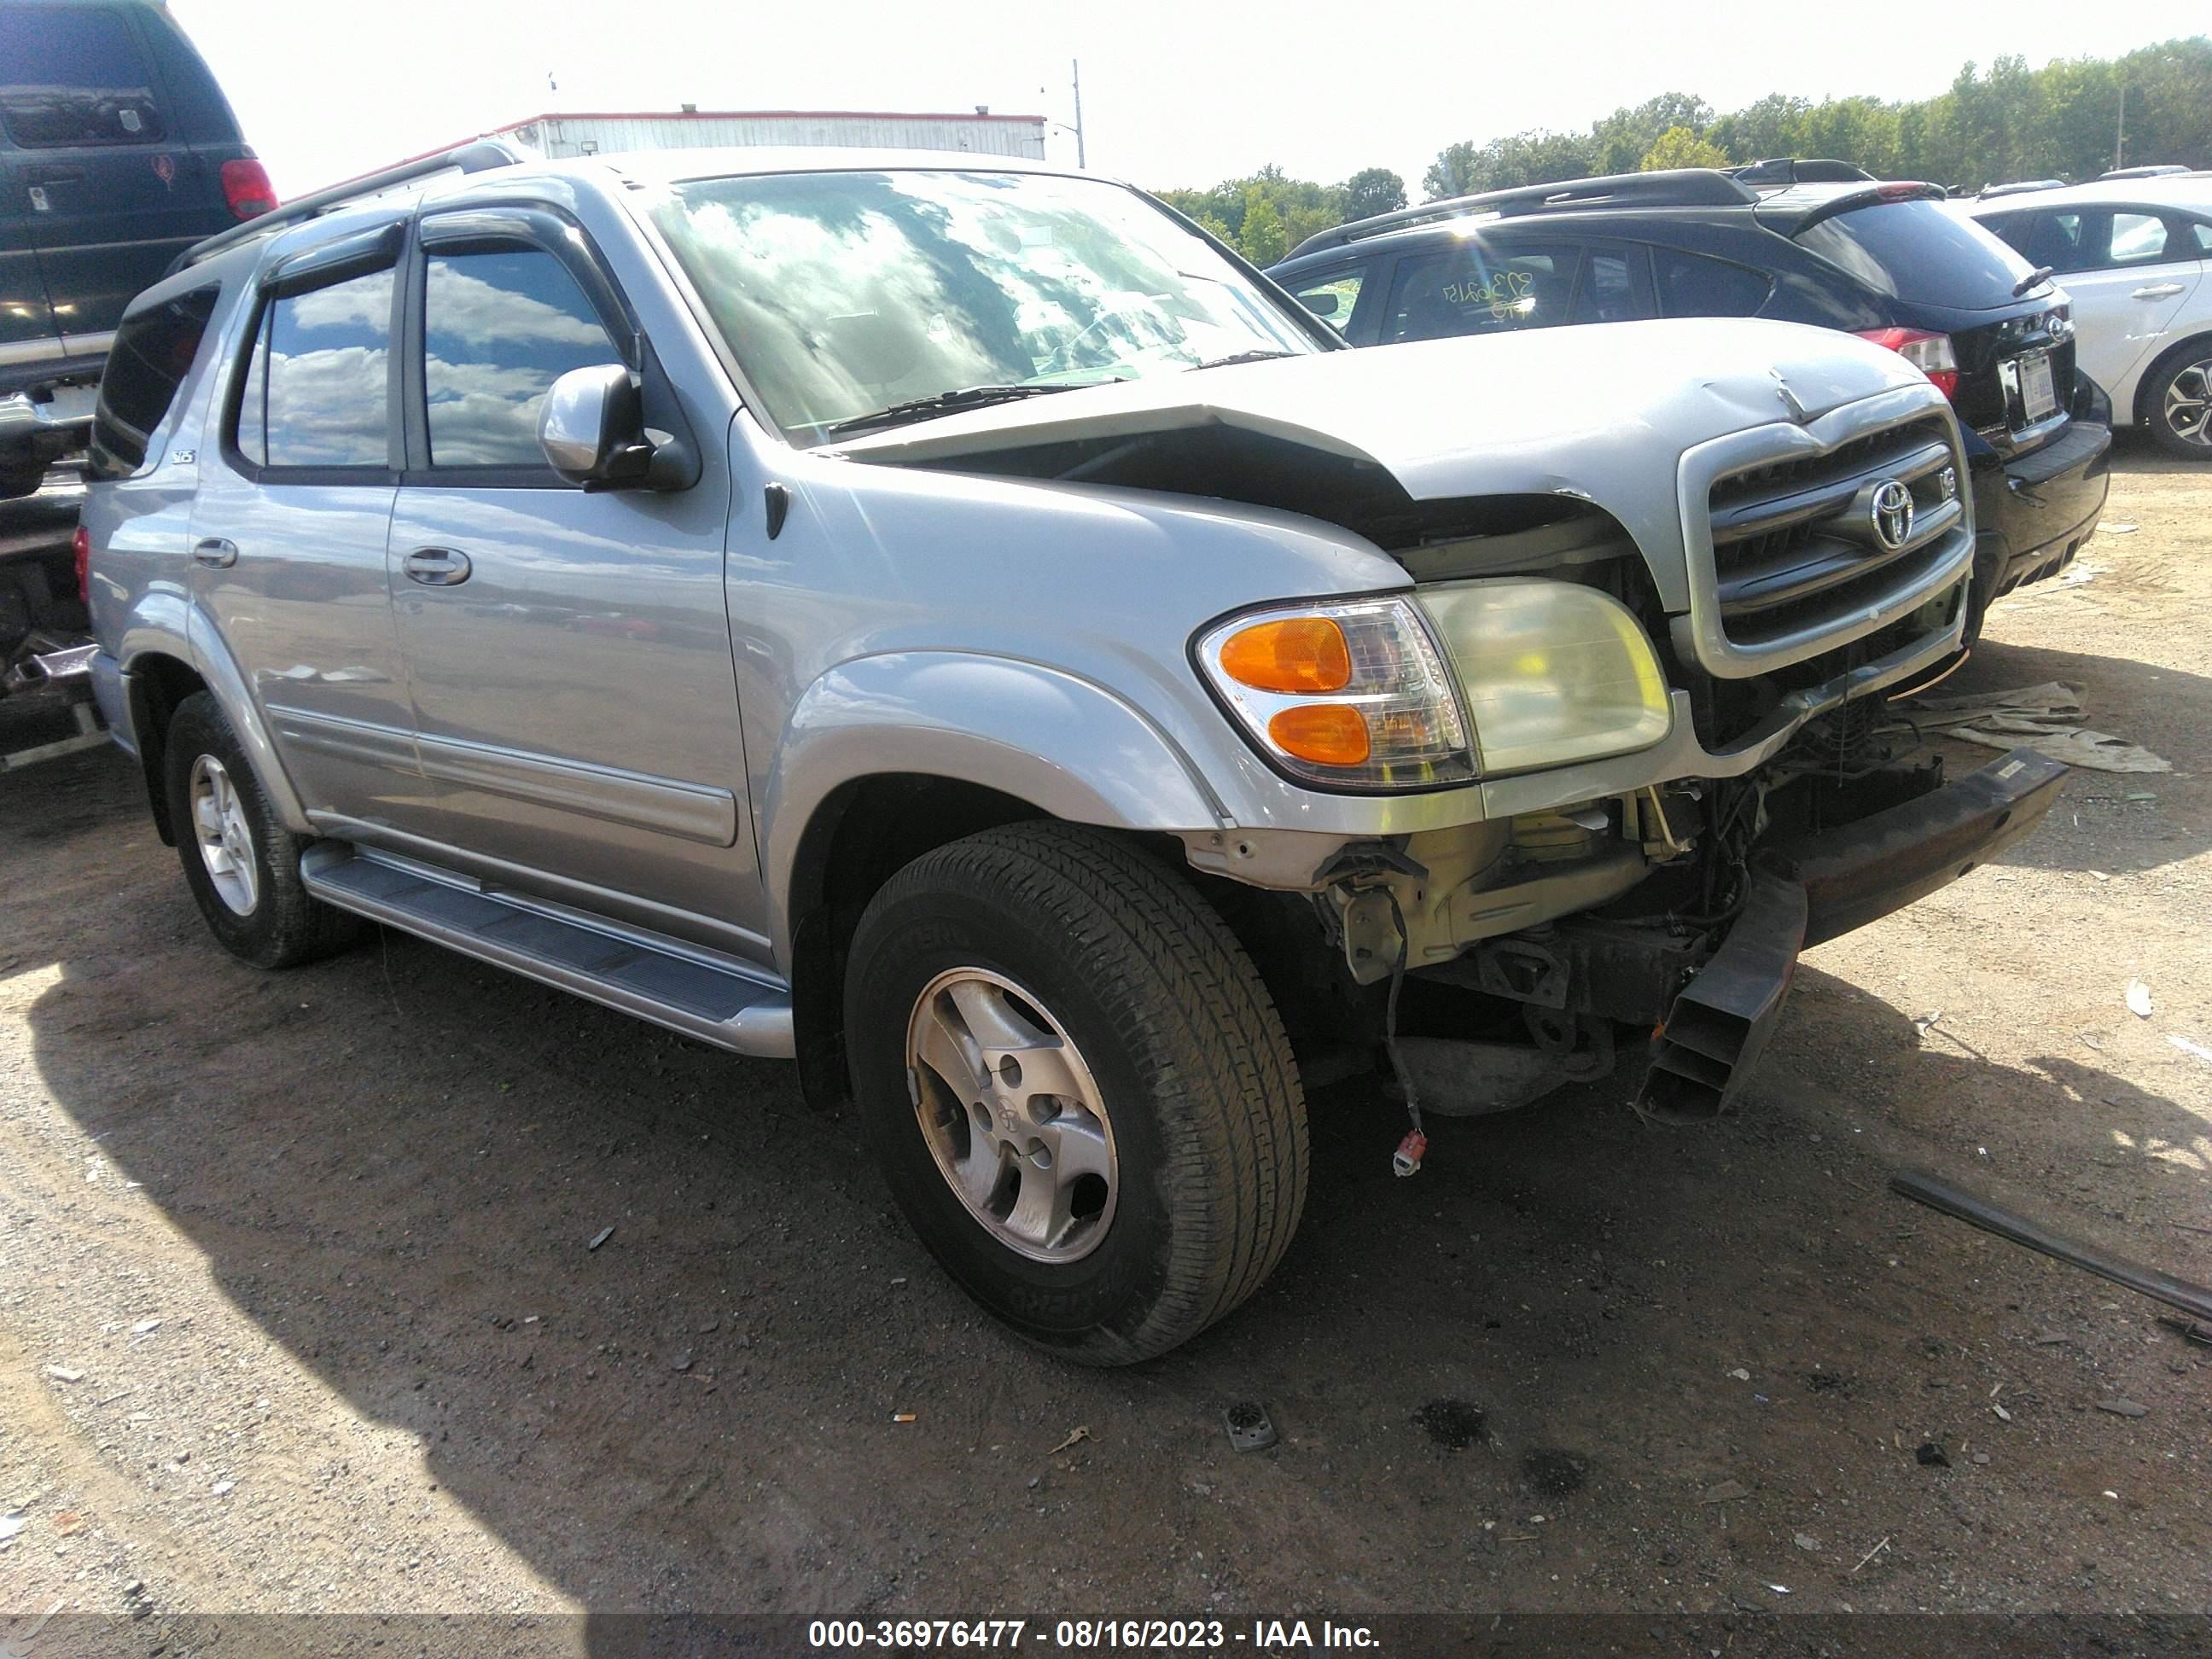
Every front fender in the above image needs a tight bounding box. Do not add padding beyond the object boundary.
[761,651,1229,960]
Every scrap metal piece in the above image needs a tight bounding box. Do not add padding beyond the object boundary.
[1889,1169,2212,1324]
[1224,1401,1277,1452]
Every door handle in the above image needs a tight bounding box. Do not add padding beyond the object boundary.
[191,537,237,568]
[403,546,472,586]
[27,166,84,185]
[2132,282,2186,300]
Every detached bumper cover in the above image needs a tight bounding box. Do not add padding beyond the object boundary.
[1639,748,2067,1116]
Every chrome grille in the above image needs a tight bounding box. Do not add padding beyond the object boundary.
[1705,414,1964,651]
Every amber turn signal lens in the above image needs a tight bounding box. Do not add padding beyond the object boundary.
[1219,616,1352,693]
[1267,703,1371,767]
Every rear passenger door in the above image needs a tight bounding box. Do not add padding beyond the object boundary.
[2012,208,2203,405]
[0,2,207,353]
[384,208,755,955]
[187,226,428,835]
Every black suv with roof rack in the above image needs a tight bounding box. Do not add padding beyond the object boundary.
[1266,160,2111,658]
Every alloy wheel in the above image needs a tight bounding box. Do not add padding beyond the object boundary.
[905,967,1119,1263]
[188,754,259,916]
[2163,358,2212,449]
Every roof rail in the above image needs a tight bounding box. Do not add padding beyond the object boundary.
[175,137,536,271]
[2098,163,2192,180]
[1279,168,1757,263]
[1727,157,1874,189]
[1976,178,2066,200]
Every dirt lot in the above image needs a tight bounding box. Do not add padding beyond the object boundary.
[2,441,2208,1650]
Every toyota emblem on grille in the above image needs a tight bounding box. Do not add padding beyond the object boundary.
[1870,480,1915,550]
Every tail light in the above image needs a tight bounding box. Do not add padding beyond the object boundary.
[1854,327,1959,399]
[73,523,91,607]
[220,157,277,220]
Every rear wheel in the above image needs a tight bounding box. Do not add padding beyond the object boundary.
[2145,346,2212,459]
[845,822,1307,1365]
[162,692,364,969]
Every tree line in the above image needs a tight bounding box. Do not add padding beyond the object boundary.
[1157,37,2209,267]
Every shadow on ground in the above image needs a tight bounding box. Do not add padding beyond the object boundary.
[7,741,2207,1635]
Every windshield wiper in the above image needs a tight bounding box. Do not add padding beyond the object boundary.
[1190,350,1299,371]
[825,382,1094,436]
[2013,265,2056,297]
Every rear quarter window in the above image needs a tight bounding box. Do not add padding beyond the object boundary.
[1652,248,1771,318]
[86,287,218,480]
[1795,199,2035,311]
[0,4,165,148]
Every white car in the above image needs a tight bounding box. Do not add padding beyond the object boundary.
[1957,175,2212,457]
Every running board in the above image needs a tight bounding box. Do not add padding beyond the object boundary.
[300,844,795,1058]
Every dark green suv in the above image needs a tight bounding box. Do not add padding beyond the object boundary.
[2,0,271,498]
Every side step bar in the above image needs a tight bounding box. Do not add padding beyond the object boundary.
[300,844,794,1058]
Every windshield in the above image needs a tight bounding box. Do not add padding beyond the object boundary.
[649,169,1324,443]
[1794,199,2042,311]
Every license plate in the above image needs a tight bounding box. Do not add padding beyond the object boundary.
[2017,350,2057,424]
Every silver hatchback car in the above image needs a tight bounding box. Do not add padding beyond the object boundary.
[83,143,2062,1362]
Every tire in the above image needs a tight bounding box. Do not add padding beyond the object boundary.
[845,822,1307,1365]
[162,691,365,969]
[2143,345,2212,460]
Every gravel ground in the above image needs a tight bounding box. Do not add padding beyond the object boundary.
[1,439,2206,1651]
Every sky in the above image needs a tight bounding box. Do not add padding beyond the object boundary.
[172,1,2188,201]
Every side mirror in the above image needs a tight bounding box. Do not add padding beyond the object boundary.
[539,363,652,488]
[1300,291,1341,317]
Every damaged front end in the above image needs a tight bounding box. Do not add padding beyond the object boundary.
[1260,712,2064,1126]
[1177,385,2066,1126]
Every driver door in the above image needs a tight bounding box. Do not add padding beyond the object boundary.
[383,207,759,959]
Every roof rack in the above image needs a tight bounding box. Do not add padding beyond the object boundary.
[1280,168,1757,263]
[175,137,536,271]
[2098,163,2192,180]
[1976,178,2066,200]
[1727,157,1874,189]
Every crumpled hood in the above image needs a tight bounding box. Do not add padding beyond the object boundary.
[828,317,1930,503]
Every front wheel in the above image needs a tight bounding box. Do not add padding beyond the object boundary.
[162,692,365,969]
[845,823,1308,1365]
[2145,347,2212,459]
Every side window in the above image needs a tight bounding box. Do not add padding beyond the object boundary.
[234,267,395,471]
[1651,248,1771,318]
[2018,212,2090,273]
[2193,221,2212,257]
[1287,268,1364,335]
[2105,212,2169,266]
[1980,212,2027,253]
[1570,251,1654,325]
[1380,241,1580,343]
[422,247,624,468]
[0,4,165,148]
[87,286,218,479]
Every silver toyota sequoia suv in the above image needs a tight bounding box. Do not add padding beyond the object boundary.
[84,143,2064,1363]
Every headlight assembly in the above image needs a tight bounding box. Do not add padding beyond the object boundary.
[1417,579,1672,775]
[1195,582,1672,792]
